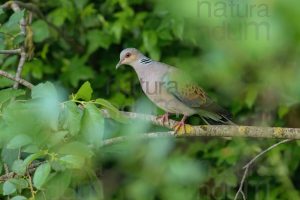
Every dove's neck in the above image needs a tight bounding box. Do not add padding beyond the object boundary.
[131,56,168,83]
[130,55,153,74]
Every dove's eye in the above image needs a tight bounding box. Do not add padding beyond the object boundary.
[125,53,131,58]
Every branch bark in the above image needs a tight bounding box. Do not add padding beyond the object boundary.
[101,110,300,140]
[0,49,22,54]
[0,1,32,89]
[0,70,33,89]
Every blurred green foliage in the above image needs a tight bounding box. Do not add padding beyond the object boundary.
[0,0,300,199]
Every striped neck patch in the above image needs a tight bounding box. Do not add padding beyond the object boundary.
[140,58,152,64]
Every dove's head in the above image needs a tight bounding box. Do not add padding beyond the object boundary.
[116,48,143,69]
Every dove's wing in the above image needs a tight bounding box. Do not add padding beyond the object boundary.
[162,66,232,123]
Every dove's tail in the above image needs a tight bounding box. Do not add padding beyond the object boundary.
[197,101,236,125]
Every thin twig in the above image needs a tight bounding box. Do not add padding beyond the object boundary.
[234,139,293,200]
[27,169,35,198]
[0,162,44,182]
[0,70,33,89]
[13,50,26,88]
[0,49,22,54]
[10,2,27,89]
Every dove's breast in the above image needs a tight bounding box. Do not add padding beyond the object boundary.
[134,64,196,115]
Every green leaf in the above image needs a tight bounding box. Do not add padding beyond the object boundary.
[57,141,93,158]
[31,20,50,42]
[143,31,157,51]
[13,34,25,46]
[60,155,84,169]
[0,160,2,174]
[31,82,57,99]
[0,8,4,16]
[23,151,45,166]
[48,131,69,146]
[0,88,25,105]
[9,178,28,191]
[80,104,104,148]
[86,29,112,54]
[7,134,32,149]
[31,82,59,130]
[48,8,68,27]
[172,19,184,40]
[61,56,94,87]
[12,160,26,175]
[35,172,71,200]
[60,101,82,136]
[245,87,258,109]
[3,180,16,195]
[95,98,126,123]
[143,30,160,59]
[22,145,39,153]
[74,81,93,101]
[278,105,290,119]
[1,148,19,168]
[33,162,51,189]
[11,196,27,200]
[4,10,25,28]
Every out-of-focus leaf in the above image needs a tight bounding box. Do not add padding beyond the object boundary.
[33,162,51,189]
[61,56,94,87]
[3,180,16,195]
[31,82,59,130]
[22,59,44,79]
[60,101,82,136]
[4,9,24,28]
[31,82,57,99]
[23,151,45,166]
[0,88,25,105]
[278,105,290,119]
[245,87,258,109]
[57,141,93,158]
[60,155,84,169]
[48,131,69,146]
[11,196,27,200]
[80,104,104,148]
[0,8,4,16]
[9,178,28,191]
[35,172,71,200]
[48,8,68,27]
[172,19,184,39]
[12,160,26,175]
[13,34,25,46]
[74,81,93,101]
[143,31,160,59]
[31,20,50,42]
[7,134,32,149]
[1,148,19,168]
[86,29,112,54]
[95,98,127,123]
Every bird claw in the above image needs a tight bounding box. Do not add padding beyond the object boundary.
[156,113,169,125]
[173,121,186,134]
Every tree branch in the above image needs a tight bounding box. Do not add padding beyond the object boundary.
[10,2,27,89]
[0,70,33,89]
[0,49,22,54]
[1,1,29,89]
[101,110,300,139]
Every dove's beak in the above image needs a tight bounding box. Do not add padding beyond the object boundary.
[116,59,123,69]
[116,62,121,69]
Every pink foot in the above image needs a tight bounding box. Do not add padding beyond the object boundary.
[156,113,169,125]
[173,116,187,133]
